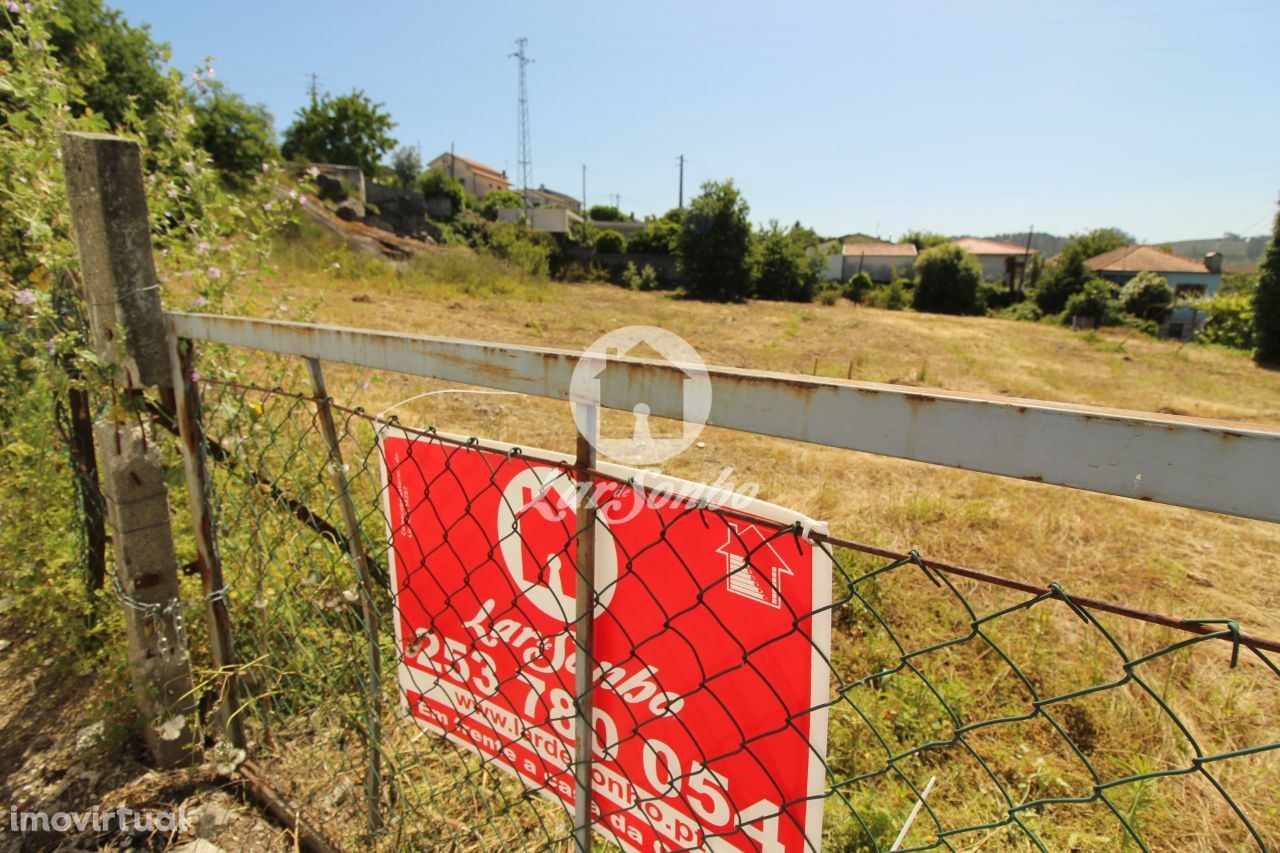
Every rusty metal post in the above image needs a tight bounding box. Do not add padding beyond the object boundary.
[572,401,599,852]
[306,357,383,834]
[169,332,247,751]
[61,131,198,767]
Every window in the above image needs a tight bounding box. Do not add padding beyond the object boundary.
[1174,283,1206,298]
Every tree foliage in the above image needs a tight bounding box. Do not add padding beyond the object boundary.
[281,89,396,171]
[1119,271,1174,324]
[1063,227,1133,260]
[912,244,983,315]
[594,229,625,254]
[1255,205,1280,364]
[753,221,823,303]
[478,189,524,220]
[677,180,753,301]
[1035,243,1093,314]
[190,82,276,189]
[627,218,680,255]
[418,168,465,218]
[1200,293,1256,351]
[901,230,949,251]
[389,145,422,189]
[588,204,625,222]
[1061,278,1119,324]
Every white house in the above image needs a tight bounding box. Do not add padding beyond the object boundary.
[820,242,918,283]
[427,152,511,198]
[523,186,581,212]
[1085,245,1224,340]
[496,207,584,234]
[952,238,1038,285]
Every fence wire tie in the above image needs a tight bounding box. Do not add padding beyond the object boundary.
[1183,618,1242,668]
[907,550,942,587]
[1048,582,1090,623]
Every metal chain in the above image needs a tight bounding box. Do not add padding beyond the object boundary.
[108,570,230,661]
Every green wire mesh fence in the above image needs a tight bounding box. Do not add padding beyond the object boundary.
[188,371,1279,852]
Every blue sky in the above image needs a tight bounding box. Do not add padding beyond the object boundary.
[114,0,1279,241]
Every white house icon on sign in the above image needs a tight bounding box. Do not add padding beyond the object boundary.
[718,522,794,609]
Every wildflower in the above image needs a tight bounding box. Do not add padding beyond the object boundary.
[185,113,195,126]
[45,338,56,355]
[12,289,36,306]
[196,240,211,254]
[183,161,196,174]
[261,162,270,173]
[207,266,222,279]
[163,127,176,140]
[263,201,274,212]
[192,295,208,308]
[166,188,178,199]
[277,302,287,312]
[298,196,308,205]
[357,379,372,391]
[6,3,19,13]
[206,66,215,77]
[188,369,201,384]
[306,165,320,178]
[287,188,298,200]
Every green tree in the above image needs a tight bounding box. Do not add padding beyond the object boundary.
[845,271,874,302]
[678,180,754,301]
[753,221,823,303]
[418,168,465,218]
[1063,227,1133,260]
[594,229,625,254]
[1119,270,1174,324]
[1200,294,1256,350]
[1061,278,1120,325]
[1255,205,1280,364]
[901,230,949,251]
[281,89,396,171]
[1035,243,1093,314]
[912,244,983,314]
[588,204,625,222]
[189,82,276,189]
[627,218,680,255]
[389,145,422,189]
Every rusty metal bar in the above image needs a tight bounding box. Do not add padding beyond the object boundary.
[572,401,599,852]
[168,334,247,751]
[305,357,383,835]
[164,312,1280,524]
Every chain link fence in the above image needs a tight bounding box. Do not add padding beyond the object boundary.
[180,367,1280,852]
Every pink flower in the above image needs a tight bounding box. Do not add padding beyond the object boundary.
[45,338,56,355]
[189,369,201,383]
[185,113,195,126]
[166,188,178,199]
[6,3,20,13]
[192,295,208,308]
[196,241,211,254]
[306,166,320,178]
[207,266,222,279]
[13,289,36,306]
[261,163,270,173]
[163,127,176,140]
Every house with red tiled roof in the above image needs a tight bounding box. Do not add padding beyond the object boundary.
[951,237,1038,286]
[427,152,511,198]
[1085,245,1224,340]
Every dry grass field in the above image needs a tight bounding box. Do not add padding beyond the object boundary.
[173,234,1280,850]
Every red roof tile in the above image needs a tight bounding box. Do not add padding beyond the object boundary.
[953,237,1039,256]
[842,243,918,258]
[1085,245,1210,274]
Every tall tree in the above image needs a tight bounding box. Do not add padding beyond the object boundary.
[281,89,396,171]
[390,145,422,189]
[913,244,984,315]
[1064,227,1133,260]
[753,221,823,303]
[678,180,753,301]
[1255,204,1280,365]
[190,82,276,189]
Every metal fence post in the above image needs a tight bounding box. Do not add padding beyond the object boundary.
[169,333,247,751]
[60,131,199,767]
[306,358,383,834]
[572,402,599,852]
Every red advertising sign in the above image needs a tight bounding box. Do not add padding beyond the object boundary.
[380,427,831,851]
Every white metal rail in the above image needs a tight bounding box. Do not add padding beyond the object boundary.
[167,312,1280,524]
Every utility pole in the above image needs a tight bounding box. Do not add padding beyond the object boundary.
[581,163,587,214]
[509,38,534,221]
[449,141,455,181]
[1019,224,1035,291]
[678,154,684,210]
[308,72,319,104]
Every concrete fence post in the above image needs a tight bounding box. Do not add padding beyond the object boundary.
[61,131,199,767]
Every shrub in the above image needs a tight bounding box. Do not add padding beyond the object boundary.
[753,222,823,303]
[594,229,625,254]
[999,300,1044,323]
[815,283,842,306]
[479,189,524,220]
[912,244,983,315]
[418,169,466,219]
[389,146,422,189]
[900,230,949,251]
[1199,293,1256,350]
[627,218,680,255]
[869,279,910,310]
[1119,271,1174,323]
[281,89,396,170]
[621,262,662,291]
[1061,278,1119,325]
[677,180,754,301]
[1255,206,1280,364]
[190,83,277,189]
[844,271,874,302]
[481,221,551,277]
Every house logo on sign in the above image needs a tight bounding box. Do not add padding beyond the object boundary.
[718,522,794,609]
